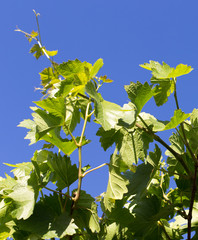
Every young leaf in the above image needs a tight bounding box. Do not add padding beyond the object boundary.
[29,44,44,59]
[43,48,58,57]
[169,64,193,78]
[140,61,173,79]
[90,58,104,78]
[39,67,60,90]
[57,59,92,87]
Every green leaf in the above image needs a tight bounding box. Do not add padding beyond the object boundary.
[124,162,156,197]
[47,153,78,189]
[44,48,58,57]
[4,162,33,179]
[96,127,121,151]
[73,191,100,233]
[39,67,60,90]
[0,176,35,220]
[29,44,43,59]
[63,98,81,134]
[190,108,198,127]
[124,81,154,114]
[42,212,78,238]
[95,98,123,131]
[31,107,63,140]
[119,128,153,166]
[90,58,104,78]
[140,61,173,79]
[118,102,137,128]
[0,221,16,240]
[163,109,190,130]
[105,222,119,240]
[104,153,129,211]
[18,194,77,238]
[137,112,167,132]
[42,128,89,155]
[85,81,100,102]
[153,80,174,106]
[100,75,113,83]
[34,97,66,120]
[168,64,193,78]
[57,59,92,84]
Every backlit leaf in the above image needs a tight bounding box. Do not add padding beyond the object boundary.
[47,153,78,189]
[169,64,193,78]
[124,81,154,114]
[95,99,123,131]
[29,44,43,59]
[163,109,190,130]
[104,153,129,211]
[90,58,103,78]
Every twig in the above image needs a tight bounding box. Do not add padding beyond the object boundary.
[187,163,198,240]
[15,27,53,63]
[158,220,171,240]
[64,124,79,147]
[72,101,91,205]
[33,10,42,44]
[173,79,197,164]
[136,116,191,176]
[82,163,109,177]
[43,186,72,199]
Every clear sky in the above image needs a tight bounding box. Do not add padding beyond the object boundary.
[1,0,198,202]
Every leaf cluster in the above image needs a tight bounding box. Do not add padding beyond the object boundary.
[2,20,198,240]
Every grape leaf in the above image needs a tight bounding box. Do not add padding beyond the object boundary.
[153,80,174,106]
[34,97,66,120]
[29,44,44,59]
[0,176,35,220]
[73,190,100,233]
[90,58,104,78]
[163,109,190,130]
[124,81,154,114]
[104,153,129,211]
[47,153,78,189]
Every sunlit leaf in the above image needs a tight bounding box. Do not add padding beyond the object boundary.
[163,109,190,130]
[44,48,58,57]
[95,99,123,131]
[0,176,35,220]
[90,58,103,78]
[169,64,193,78]
[29,44,43,59]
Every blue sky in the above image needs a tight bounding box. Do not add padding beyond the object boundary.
[1,0,198,201]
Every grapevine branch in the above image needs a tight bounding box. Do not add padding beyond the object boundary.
[136,116,191,176]
[187,163,198,240]
[72,101,91,206]
[173,78,197,164]
[82,163,109,177]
